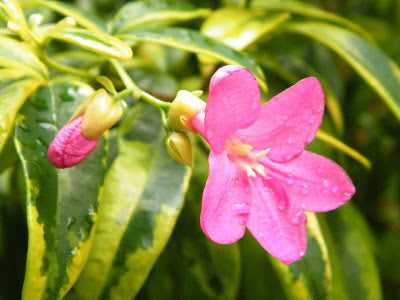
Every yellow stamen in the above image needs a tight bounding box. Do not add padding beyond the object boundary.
[248,148,270,161]
[251,163,266,177]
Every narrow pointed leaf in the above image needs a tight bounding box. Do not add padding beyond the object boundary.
[118,27,266,91]
[325,204,382,300]
[69,103,191,300]
[271,213,349,300]
[47,28,132,60]
[112,0,210,33]
[0,36,48,79]
[22,0,105,32]
[316,130,371,169]
[0,79,41,153]
[252,0,373,41]
[201,9,290,51]
[286,21,400,121]
[15,82,107,300]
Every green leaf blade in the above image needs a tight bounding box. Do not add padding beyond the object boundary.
[70,103,191,300]
[15,82,107,300]
[112,0,210,34]
[286,21,400,121]
[118,27,267,91]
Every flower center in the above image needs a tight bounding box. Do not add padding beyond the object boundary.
[226,138,270,178]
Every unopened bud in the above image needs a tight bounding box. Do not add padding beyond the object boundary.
[168,90,205,131]
[166,132,193,167]
[48,116,98,168]
[80,89,125,139]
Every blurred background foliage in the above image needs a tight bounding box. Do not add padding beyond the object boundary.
[0,0,399,299]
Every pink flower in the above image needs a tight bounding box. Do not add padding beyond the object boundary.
[190,65,355,264]
[48,116,98,168]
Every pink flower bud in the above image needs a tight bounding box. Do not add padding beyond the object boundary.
[48,116,98,168]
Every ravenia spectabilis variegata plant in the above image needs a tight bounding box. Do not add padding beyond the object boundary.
[1,0,399,299]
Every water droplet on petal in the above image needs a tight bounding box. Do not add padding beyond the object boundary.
[300,183,309,195]
[258,231,265,237]
[308,115,316,124]
[331,185,339,194]
[232,203,249,216]
[286,177,294,186]
[299,251,305,257]
[291,211,305,224]
[322,179,329,187]
[287,137,294,145]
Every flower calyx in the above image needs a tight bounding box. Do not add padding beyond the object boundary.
[168,90,206,132]
[166,132,193,167]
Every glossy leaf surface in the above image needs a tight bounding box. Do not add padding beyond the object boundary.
[15,82,107,300]
[69,103,191,300]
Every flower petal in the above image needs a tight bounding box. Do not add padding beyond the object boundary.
[247,177,307,264]
[263,151,356,212]
[205,65,261,153]
[200,151,250,244]
[237,77,324,162]
[48,116,98,168]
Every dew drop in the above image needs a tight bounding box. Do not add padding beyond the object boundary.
[301,188,309,195]
[322,179,329,187]
[331,185,339,194]
[299,251,305,257]
[291,211,304,224]
[287,137,294,145]
[342,191,353,200]
[66,217,75,230]
[70,248,77,257]
[258,231,265,237]
[286,177,294,186]
[232,203,249,216]
[308,115,316,124]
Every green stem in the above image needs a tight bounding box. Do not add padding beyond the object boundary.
[110,59,171,109]
[41,53,94,79]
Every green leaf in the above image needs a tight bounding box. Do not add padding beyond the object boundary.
[316,130,371,169]
[118,27,267,91]
[142,148,240,300]
[201,9,290,51]
[47,27,132,60]
[239,234,287,299]
[271,213,348,300]
[69,103,191,300]
[252,0,373,42]
[22,0,106,32]
[286,21,400,121]
[0,79,41,153]
[326,204,382,300]
[112,0,210,34]
[0,36,48,80]
[14,82,108,300]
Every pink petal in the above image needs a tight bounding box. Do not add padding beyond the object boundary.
[237,77,324,162]
[200,152,250,244]
[48,116,98,168]
[205,65,261,153]
[247,177,307,264]
[263,151,356,212]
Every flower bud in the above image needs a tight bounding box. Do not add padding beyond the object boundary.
[168,90,206,132]
[48,116,98,168]
[80,89,125,139]
[166,132,193,167]
[48,89,125,168]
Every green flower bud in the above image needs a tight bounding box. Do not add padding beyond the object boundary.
[166,132,193,167]
[168,90,205,131]
[80,89,125,139]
